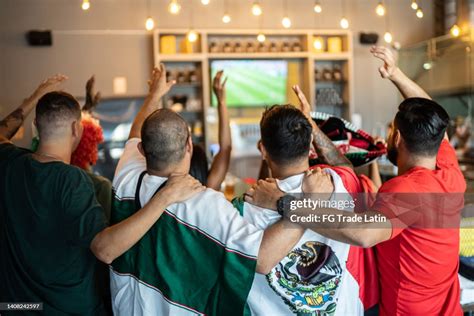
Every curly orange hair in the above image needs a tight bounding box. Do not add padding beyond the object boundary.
[71,113,104,170]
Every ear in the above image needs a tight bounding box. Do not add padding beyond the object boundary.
[394,129,402,147]
[258,140,268,160]
[186,135,193,155]
[138,142,145,157]
[71,120,80,137]
[33,118,37,128]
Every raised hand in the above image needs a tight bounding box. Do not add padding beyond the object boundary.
[292,84,317,130]
[212,70,227,105]
[33,74,68,98]
[244,178,284,211]
[160,174,206,205]
[83,75,101,112]
[0,74,68,142]
[370,46,399,79]
[148,63,175,101]
[128,64,175,139]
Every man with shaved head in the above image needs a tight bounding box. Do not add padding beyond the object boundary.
[140,108,190,173]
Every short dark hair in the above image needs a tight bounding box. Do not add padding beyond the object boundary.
[394,97,449,156]
[35,91,81,138]
[141,109,189,171]
[260,104,312,165]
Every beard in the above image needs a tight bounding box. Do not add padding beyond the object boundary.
[387,146,398,166]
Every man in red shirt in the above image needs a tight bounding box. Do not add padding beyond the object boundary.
[246,46,466,315]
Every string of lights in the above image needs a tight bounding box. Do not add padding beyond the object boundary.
[80,0,462,41]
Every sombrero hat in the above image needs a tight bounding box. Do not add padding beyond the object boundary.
[309,112,387,167]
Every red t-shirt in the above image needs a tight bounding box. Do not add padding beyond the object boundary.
[373,140,466,315]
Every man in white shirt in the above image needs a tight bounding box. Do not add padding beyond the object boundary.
[236,90,365,315]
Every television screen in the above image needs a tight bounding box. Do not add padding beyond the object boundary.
[210,60,288,107]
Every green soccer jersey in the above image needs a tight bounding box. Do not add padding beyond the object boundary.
[0,142,107,315]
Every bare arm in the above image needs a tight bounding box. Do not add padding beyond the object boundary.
[370,46,447,140]
[128,64,175,139]
[207,70,232,190]
[368,137,385,191]
[90,174,205,264]
[245,170,391,248]
[256,219,305,274]
[293,208,391,248]
[292,85,352,168]
[370,46,431,100]
[82,75,101,113]
[0,74,67,143]
[368,162,382,191]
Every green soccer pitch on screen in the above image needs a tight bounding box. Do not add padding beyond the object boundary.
[210,60,288,107]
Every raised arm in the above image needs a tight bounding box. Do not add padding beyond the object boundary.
[207,70,232,190]
[128,64,175,139]
[370,46,431,100]
[370,46,448,140]
[82,75,101,113]
[91,174,205,264]
[292,85,352,168]
[0,74,67,143]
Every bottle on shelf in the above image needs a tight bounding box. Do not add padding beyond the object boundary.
[322,68,333,81]
[333,65,343,82]
[223,42,233,53]
[270,42,279,53]
[246,42,256,53]
[209,42,220,53]
[292,41,302,52]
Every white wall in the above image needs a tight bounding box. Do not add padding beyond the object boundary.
[0,0,435,146]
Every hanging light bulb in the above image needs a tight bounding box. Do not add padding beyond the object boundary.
[384,31,393,43]
[257,33,266,42]
[81,0,90,10]
[168,0,181,14]
[187,30,198,42]
[145,17,155,31]
[252,2,263,16]
[416,7,423,18]
[222,13,231,23]
[340,17,349,29]
[282,16,291,28]
[411,0,418,10]
[314,1,322,13]
[375,1,386,16]
[423,62,432,70]
[201,0,210,5]
[450,24,461,37]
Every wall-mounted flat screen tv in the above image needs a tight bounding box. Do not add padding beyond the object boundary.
[210,59,288,107]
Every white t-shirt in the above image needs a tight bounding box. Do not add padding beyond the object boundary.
[241,170,364,316]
